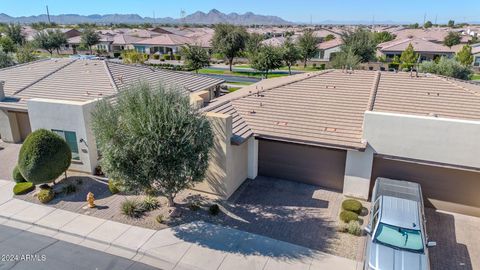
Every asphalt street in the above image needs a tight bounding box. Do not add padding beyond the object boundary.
[0,224,159,270]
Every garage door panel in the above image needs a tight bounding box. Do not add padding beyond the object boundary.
[258,139,346,191]
[371,157,480,217]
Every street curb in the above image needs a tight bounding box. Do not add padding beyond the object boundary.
[0,212,175,265]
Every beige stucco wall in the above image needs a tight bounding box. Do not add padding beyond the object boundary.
[27,98,99,174]
[0,109,21,143]
[193,112,249,199]
[363,111,480,169]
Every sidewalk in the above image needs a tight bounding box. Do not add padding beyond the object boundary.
[0,180,361,270]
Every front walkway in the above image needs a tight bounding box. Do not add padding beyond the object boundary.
[0,180,359,270]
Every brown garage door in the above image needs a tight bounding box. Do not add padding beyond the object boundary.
[258,139,346,191]
[371,156,480,217]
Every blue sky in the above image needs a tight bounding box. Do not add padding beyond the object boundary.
[1,0,479,23]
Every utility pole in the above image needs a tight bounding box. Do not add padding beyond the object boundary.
[423,12,426,26]
[46,5,51,23]
[434,14,438,26]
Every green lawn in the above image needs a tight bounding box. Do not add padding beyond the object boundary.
[472,74,480,80]
[228,87,241,93]
[198,68,289,79]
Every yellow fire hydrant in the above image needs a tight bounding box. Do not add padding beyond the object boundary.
[86,192,96,208]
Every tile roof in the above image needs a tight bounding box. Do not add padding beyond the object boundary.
[316,38,343,50]
[378,38,454,53]
[134,34,194,46]
[204,70,480,149]
[0,59,224,111]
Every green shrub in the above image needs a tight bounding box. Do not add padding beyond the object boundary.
[18,129,71,185]
[342,199,362,214]
[163,54,171,60]
[37,188,55,203]
[108,179,120,194]
[12,165,26,183]
[209,204,220,216]
[121,199,143,217]
[347,220,362,236]
[153,54,160,60]
[339,210,358,223]
[155,214,165,224]
[61,184,76,195]
[175,55,181,61]
[189,202,200,211]
[13,182,35,195]
[140,196,160,211]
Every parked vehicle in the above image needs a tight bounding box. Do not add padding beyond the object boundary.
[364,177,436,270]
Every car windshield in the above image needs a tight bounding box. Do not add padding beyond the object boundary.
[374,223,424,253]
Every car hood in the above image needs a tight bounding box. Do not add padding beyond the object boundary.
[367,242,428,270]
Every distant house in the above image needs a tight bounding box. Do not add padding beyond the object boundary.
[133,33,195,55]
[312,38,343,62]
[377,37,454,62]
[0,59,224,173]
[472,43,480,67]
[67,33,114,54]
[112,34,143,55]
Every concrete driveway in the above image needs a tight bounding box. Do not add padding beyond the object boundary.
[0,141,21,181]
[426,208,480,270]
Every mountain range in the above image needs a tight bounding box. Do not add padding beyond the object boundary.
[0,9,291,25]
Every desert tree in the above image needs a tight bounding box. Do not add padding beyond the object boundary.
[443,31,461,48]
[212,24,248,71]
[34,30,67,56]
[91,83,213,207]
[245,33,264,57]
[0,49,14,68]
[81,28,101,54]
[5,23,24,45]
[455,45,474,66]
[400,43,419,70]
[331,47,361,70]
[281,37,300,74]
[250,45,283,78]
[181,44,210,73]
[298,29,318,68]
[0,36,16,53]
[341,28,376,62]
[16,42,37,63]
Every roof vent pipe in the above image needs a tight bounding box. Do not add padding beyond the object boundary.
[0,80,5,101]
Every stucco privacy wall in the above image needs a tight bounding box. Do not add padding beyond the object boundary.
[0,110,21,143]
[27,98,99,173]
[343,146,374,200]
[194,112,249,199]
[363,111,480,169]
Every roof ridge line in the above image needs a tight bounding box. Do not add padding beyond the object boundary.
[203,70,333,113]
[0,58,49,73]
[367,71,381,111]
[103,61,119,92]
[434,74,480,97]
[12,58,76,95]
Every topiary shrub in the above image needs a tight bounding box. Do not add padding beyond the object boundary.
[13,182,35,195]
[163,54,171,60]
[37,188,55,203]
[340,210,358,223]
[346,220,362,236]
[12,165,26,183]
[209,204,220,216]
[342,199,362,214]
[108,179,120,194]
[175,55,181,61]
[18,129,71,185]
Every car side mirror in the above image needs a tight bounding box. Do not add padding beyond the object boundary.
[364,226,372,235]
[427,241,437,247]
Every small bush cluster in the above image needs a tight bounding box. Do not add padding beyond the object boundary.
[121,199,143,218]
[342,199,362,214]
[121,196,160,218]
[155,214,164,224]
[147,63,195,71]
[141,196,160,211]
[108,179,120,194]
[37,188,55,203]
[12,165,26,183]
[339,210,359,223]
[13,182,35,195]
[209,204,220,216]
[338,220,362,236]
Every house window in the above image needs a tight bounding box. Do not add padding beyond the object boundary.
[52,130,80,160]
